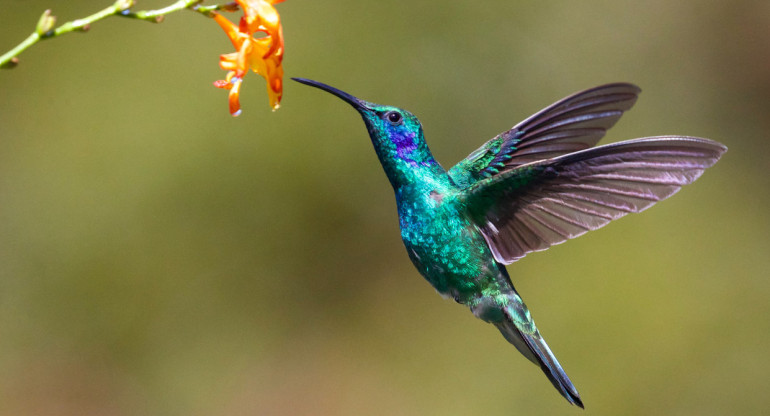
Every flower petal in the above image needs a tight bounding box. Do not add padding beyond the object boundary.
[213,0,285,113]
[213,13,244,48]
[228,76,243,116]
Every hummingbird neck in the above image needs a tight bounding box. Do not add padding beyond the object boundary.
[370,129,448,191]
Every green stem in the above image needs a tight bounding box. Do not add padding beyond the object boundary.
[121,1,238,21]
[123,0,201,21]
[0,0,238,69]
[0,33,39,68]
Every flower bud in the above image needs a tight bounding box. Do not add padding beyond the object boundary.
[114,0,135,11]
[36,9,56,35]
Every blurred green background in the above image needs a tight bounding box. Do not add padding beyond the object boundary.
[1,1,768,415]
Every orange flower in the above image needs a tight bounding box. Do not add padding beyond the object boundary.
[213,0,285,115]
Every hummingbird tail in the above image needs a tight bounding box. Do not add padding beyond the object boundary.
[496,309,584,408]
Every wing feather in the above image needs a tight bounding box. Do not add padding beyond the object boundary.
[448,83,641,187]
[462,136,727,264]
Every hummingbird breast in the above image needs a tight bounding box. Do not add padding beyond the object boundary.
[396,185,498,302]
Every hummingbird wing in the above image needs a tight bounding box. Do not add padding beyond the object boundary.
[460,136,726,264]
[448,83,641,188]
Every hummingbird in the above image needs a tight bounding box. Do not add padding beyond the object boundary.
[293,78,726,408]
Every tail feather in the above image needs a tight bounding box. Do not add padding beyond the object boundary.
[497,309,584,408]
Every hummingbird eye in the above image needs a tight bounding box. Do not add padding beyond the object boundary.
[384,111,403,125]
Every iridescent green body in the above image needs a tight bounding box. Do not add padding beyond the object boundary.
[360,101,533,308]
[363,99,545,378]
[397,172,499,300]
[293,77,726,409]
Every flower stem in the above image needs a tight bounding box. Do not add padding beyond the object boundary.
[0,1,239,69]
[0,33,38,68]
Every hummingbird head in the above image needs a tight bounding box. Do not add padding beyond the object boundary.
[292,78,432,172]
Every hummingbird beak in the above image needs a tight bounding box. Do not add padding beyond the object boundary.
[292,78,370,111]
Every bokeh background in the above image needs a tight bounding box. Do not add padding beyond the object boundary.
[1,1,768,415]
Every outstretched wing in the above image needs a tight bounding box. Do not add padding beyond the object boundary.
[461,136,727,264]
[448,83,641,188]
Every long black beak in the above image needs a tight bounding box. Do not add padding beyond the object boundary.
[292,78,369,111]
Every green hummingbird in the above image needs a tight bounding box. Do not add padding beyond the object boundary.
[293,78,726,408]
